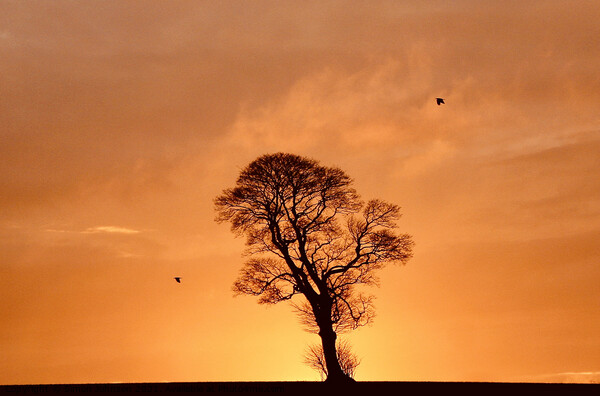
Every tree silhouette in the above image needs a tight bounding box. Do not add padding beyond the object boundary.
[304,339,360,381]
[214,153,413,383]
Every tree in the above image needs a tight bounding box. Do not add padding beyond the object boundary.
[214,153,413,383]
[304,339,360,381]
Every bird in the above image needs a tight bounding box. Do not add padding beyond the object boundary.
[436,98,445,105]
[174,277,181,283]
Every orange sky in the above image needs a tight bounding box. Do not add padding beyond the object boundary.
[1,0,600,385]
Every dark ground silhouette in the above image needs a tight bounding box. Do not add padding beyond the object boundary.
[1,381,597,395]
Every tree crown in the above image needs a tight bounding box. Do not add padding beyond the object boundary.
[215,152,413,332]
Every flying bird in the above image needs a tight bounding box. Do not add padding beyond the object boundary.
[174,277,181,283]
[436,98,445,105]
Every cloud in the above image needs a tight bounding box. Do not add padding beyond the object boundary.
[3,0,599,221]
[532,371,600,384]
[83,226,140,235]
[400,139,457,177]
[225,58,456,157]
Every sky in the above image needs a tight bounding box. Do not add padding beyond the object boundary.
[1,0,599,385]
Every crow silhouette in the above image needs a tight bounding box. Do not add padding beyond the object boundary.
[174,277,181,283]
[436,98,445,105]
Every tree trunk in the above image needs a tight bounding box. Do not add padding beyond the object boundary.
[318,323,355,384]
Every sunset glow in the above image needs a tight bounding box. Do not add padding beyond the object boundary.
[1,0,599,385]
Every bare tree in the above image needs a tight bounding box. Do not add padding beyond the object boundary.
[304,339,360,381]
[214,153,413,383]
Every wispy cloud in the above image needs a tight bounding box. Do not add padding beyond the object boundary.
[531,371,600,384]
[82,226,140,235]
